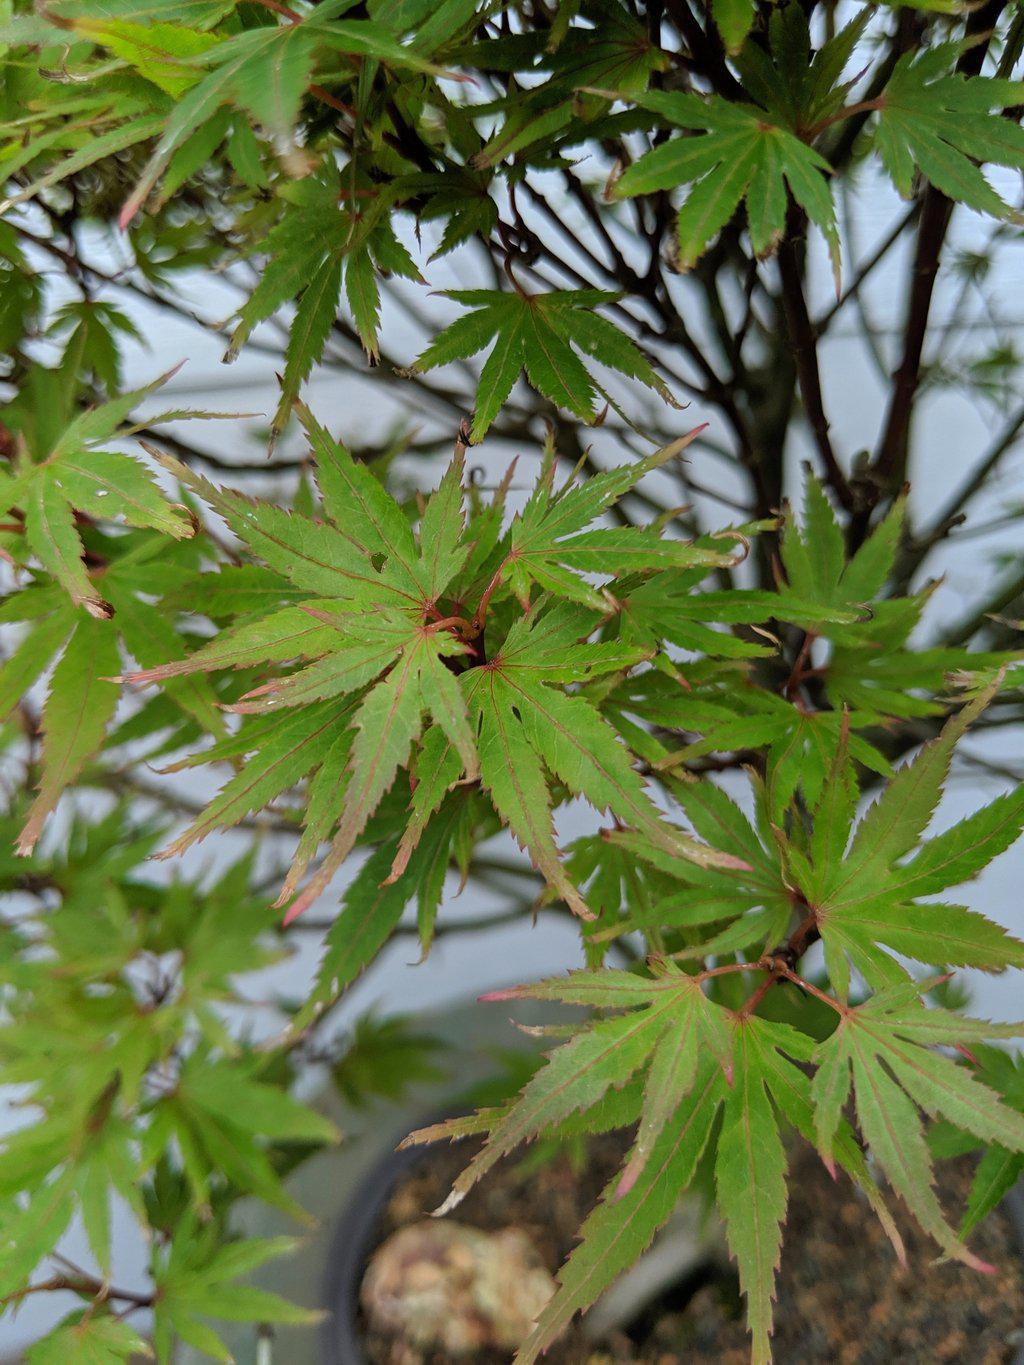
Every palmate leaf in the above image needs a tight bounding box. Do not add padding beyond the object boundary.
[777,472,904,636]
[769,469,993,713]
[516,1054,726,1363]
[132,426,743,924]
[1,370,198,616]
[876,46,1024,220]
[416,287,678,440]
[461,606,749,920]
[606,509,865,664]
[152,1226,319,1365]
[812,995,1024,1269]
[729,6,872,135]
[224,163,423,386]
[0,570,219,854]
[0,1103,144,1290]
[642,676,890,817]
[418,966,733,1213]
[501,431,737,610]
[17,616,120,856]
[464,0,666,171]
[807,687,1024,994]
[25,1312,151,1364]
[597,778,793,954]
[145,1051,338,1224]
[614,91,839,277]
[417,970,896,1363]
[116,3,448,226]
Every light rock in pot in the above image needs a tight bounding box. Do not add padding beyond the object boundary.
[361,1219,556,1357]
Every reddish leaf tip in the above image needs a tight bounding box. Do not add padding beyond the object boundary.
[615,1155,643,1199]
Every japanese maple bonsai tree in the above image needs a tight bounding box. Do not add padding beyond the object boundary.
[2,0,1024,1360]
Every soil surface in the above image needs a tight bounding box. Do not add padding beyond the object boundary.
[360,1132,1024,1364]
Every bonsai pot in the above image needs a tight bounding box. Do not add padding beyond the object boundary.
[324,1123,1024,1365]
[179,1000,1024,1364]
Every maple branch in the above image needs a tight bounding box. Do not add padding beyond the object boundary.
[776,214,856,512]
[815,203,921,334]
[736,973,778,1018]
[732,908,823,1017]
[805,97,886,139]
[2,1272,154,1310]
[473,557,510,631]
[663,0,746,101]
[871,0,1009,505]
[783,630,820,701]
[902,397,1024,579]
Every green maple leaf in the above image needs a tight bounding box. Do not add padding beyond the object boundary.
[729,7,872,128]
[26,1313,152,1364]
[629,673,890,815]
[412,964,734,1214]
[603,505,883,687]
[597,777,794,958]
[0,1098,142,1288]
[152,1226,319,1363]
[131,421,744,923]
[500,434,736,610]
[142,417,477,918]
[0,534,224,853]
[876,46,1024,220]
[805,692,1024,995]
[461,604,743,920]
[397,169,499,260]
[146,1051,337,1222]
[225,169,421,423]
[586,684,1024,990]
[46,299,143,395]
[766,474,1015,722]
[516,1050,727,1364]
[614,90,839,277]
[117,4,447,226]
[410,967,895,1363]
[813,989,1024,1268]
[1,371,198,617]
[467,0,667,168]
[776,473,903,635]
[415,286,679,440]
